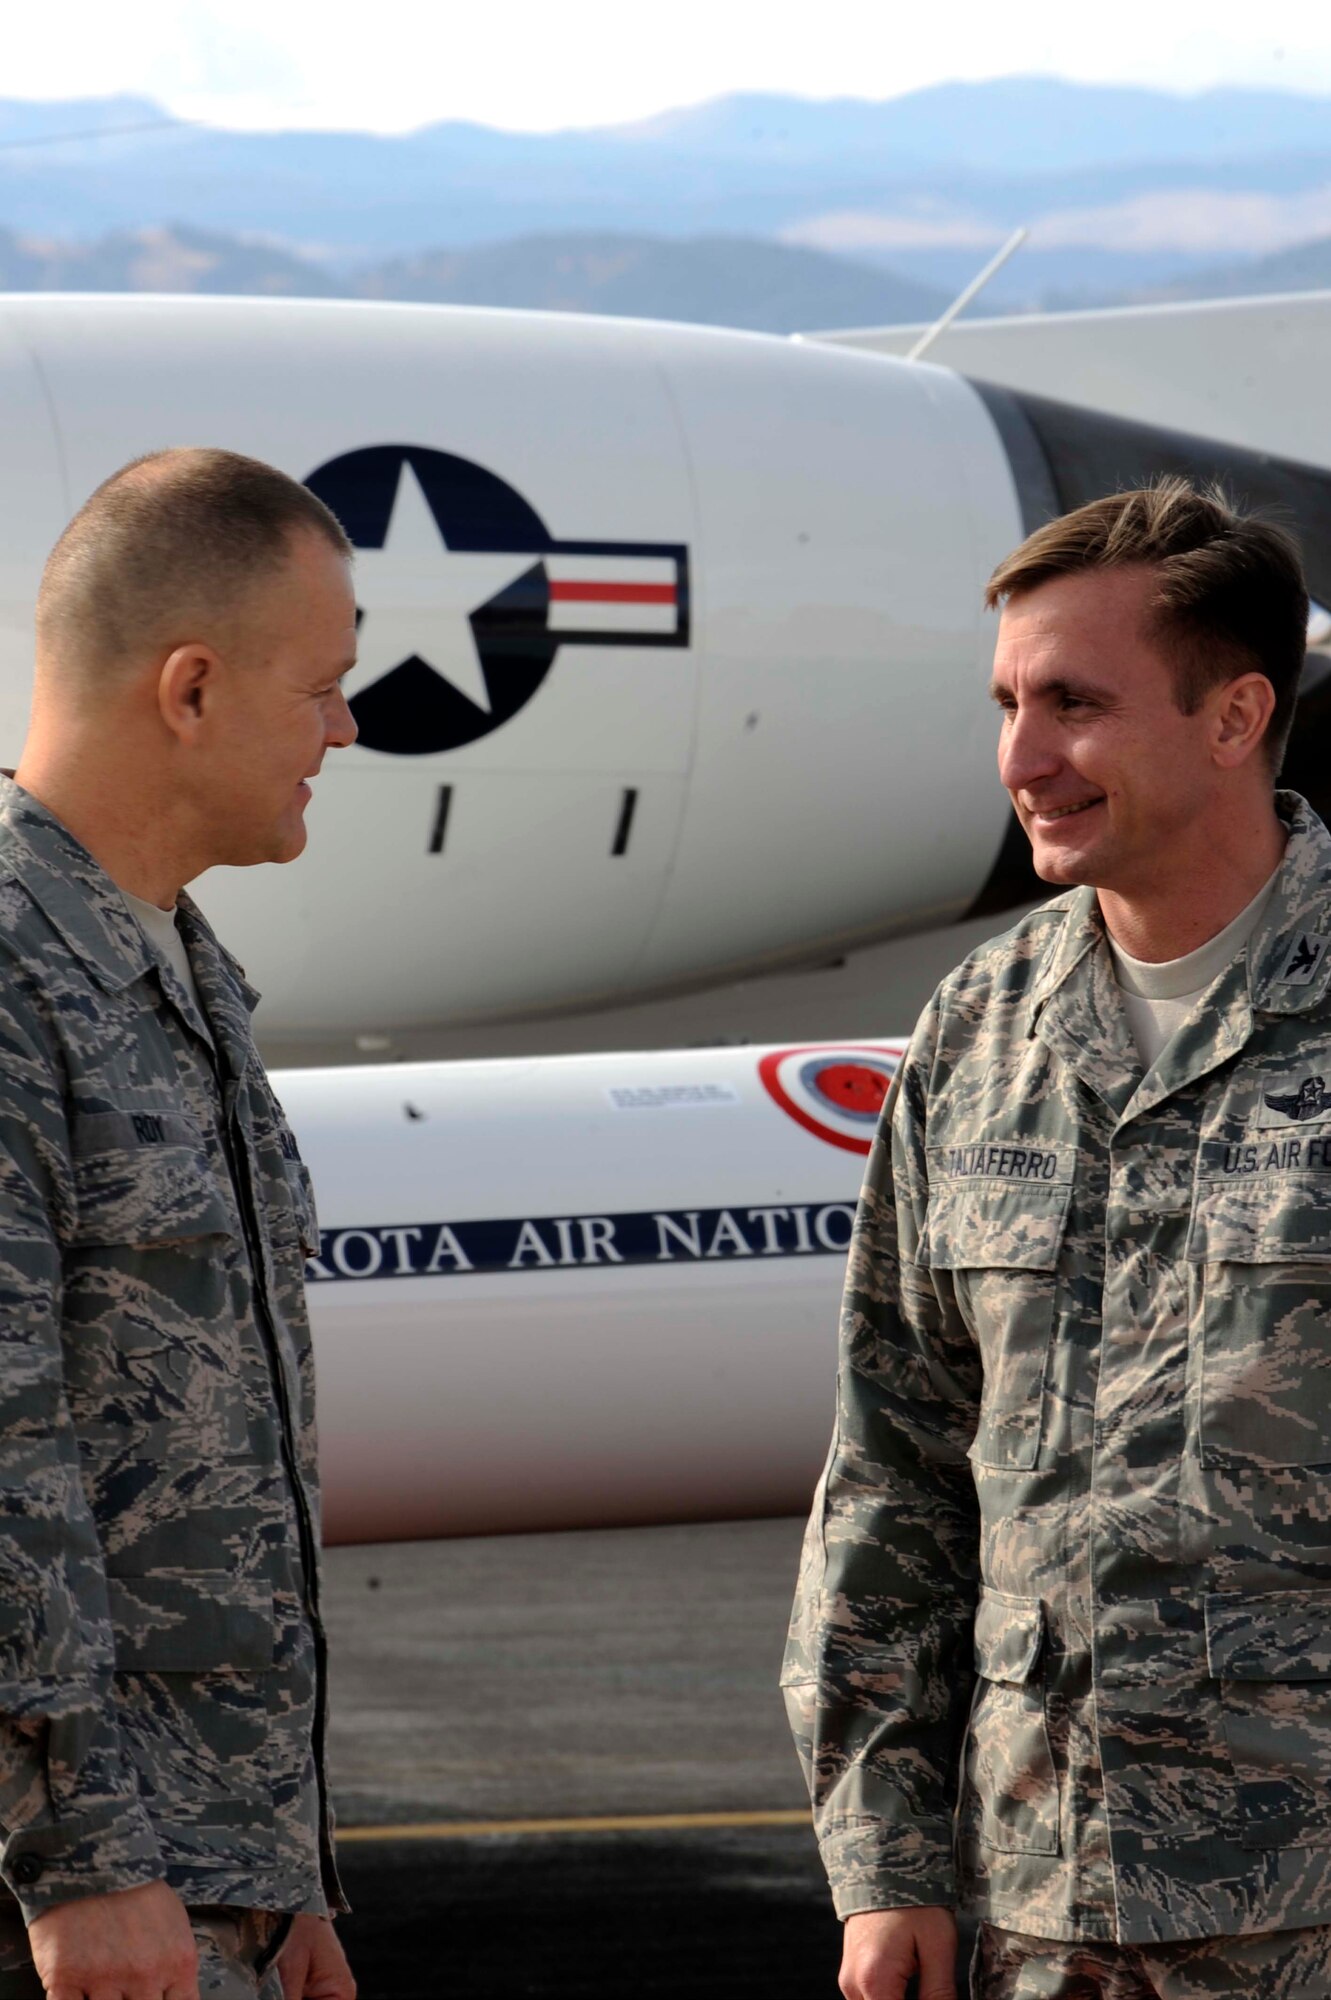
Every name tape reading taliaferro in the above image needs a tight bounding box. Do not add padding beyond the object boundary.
[305,1201,857,1281]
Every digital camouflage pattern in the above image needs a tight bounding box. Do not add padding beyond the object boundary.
[0,777,341,1924]
[784,792,1331,1944]
[974,1919,1331,1999]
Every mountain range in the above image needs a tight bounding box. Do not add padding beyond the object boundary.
[0,222,950,333]
[1110,233,1331,307]
[1,80,1331,322]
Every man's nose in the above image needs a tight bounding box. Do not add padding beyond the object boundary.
[327,686,358,750]
[998,705,1060,795]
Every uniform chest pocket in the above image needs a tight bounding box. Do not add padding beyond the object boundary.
[1188,1173,1331,1469]
[920,1178,1070,1471]
[70,1109,234,1247]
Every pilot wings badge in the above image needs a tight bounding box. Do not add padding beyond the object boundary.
[1265,1075,1330,1122]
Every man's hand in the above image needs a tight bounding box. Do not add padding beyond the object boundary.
[840,1907,959,2000]
[278,1914,356,2000]
[28,1879,199,2000]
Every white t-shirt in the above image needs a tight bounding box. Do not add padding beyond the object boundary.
[121,889,212,1042]
[1107,864,1282,1070]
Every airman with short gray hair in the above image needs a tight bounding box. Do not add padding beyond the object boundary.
[0,449,359,1999]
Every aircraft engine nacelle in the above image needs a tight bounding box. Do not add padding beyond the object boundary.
[277,1039,905,1542]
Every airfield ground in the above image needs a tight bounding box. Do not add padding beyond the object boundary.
[322,1517,843,1998]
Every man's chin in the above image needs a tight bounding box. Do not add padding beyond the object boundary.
[274,821,309,864]
[228,824,309,869]
[1027,832,1107,887]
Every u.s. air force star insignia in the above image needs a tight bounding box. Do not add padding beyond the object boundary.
[1279,933,1328,984]
[1265,1075,1330,1121]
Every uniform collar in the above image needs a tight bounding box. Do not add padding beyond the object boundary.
[1028,887,1141,1118]
[1245,792,1331,1016]
[1029,792,1331,1021]
[1026,791,1331,1121]
[0,777,262,1076]
[1029,884,1101,1025]
[0,775,156,993]
[175,893,262,1087]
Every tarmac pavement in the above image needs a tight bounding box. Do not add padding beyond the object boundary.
[334,1825,842,1999]
[321,1516,847,1999]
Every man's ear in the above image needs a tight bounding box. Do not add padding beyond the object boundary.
[1211,671,1276,771]
[158,643,221,743]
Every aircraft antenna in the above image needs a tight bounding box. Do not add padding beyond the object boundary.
[906,226,1029,362]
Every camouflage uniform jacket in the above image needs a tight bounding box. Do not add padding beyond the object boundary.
[784,791,1331,1945]
[0,778,344,1924]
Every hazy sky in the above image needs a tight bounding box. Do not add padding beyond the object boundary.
[5,0,1330,133]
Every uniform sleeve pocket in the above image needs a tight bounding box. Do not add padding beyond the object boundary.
[920,1182,1069,1471]
[64,1111,248,1462]
[1205,1589,1331,1848]
[71,1110,233,1246]
[964,1588,1058,1855]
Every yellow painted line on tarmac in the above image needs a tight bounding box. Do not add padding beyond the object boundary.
[336,1807,811,1844]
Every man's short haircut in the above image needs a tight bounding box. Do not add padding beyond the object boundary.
[36,447,352,679]
[985,477,1310,773]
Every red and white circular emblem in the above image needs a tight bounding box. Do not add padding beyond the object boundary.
[757,1043,905,1154]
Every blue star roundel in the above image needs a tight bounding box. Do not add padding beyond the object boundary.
[304,444,691,756]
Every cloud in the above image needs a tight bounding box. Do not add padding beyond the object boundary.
[783,211,1000,254]
[3,0,1331,133]
[1030,187,1331,253]
[789,184,1331,260]
[167,3,306,103]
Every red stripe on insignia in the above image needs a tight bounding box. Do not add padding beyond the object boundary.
[548,582,677,604]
